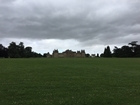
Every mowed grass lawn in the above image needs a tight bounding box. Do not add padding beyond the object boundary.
[0,58,140,105]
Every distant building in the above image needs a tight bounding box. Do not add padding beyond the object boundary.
[52,49,85,58]
[46,52,51,58]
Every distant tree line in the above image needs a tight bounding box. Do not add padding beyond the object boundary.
[0,42,43,58]
[1,41,140,58]
[101,41,140,58]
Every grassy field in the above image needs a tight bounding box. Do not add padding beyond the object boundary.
[0,58,140,105]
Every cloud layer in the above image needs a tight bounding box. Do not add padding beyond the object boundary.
[0,0,140,54]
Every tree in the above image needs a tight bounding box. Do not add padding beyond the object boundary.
[100,53,104,57]
[43,53,47,57]
[96,53,99,57]
[106,46,112,57]
[18,42,25,57]
[113,41,140,57]
[113,46,122,57]
[128,41,140,57]
[103,46,112,57]
[103,48,107,57]
[128,41,138,47]
[25,47,32,58]
[8,42,20,58]
[85,53,90,58]
[0,41,45,58]
[121,45,132,57]
[134,45,140,57]
[0,44,4,57]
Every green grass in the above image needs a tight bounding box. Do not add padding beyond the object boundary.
[0,58,140,105]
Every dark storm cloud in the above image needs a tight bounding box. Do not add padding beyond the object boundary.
[0,0,140,45]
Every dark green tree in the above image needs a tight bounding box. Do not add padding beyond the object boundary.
[100,53,104,57]
[85,53,90,57]
[121,45,132,57]
[8,42,20,58]
[0,44,4,57]
[113,46,122,57]
[128,41,140,57]
[96,53,99,57]
[134,45,140,57]
[128,41,138,47]
[18,42,25,58]
[25,47,32,58]
[113,41,140,57]
[103,46,112,57]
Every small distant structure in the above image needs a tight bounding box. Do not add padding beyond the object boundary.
[52,49,85,58]
[91,54,96,57]
[46,52,51,58]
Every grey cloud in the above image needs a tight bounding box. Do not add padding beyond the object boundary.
[0,0,140,45]
[0,0,15,4]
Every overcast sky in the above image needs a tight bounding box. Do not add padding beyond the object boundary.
[0,0,140,54]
